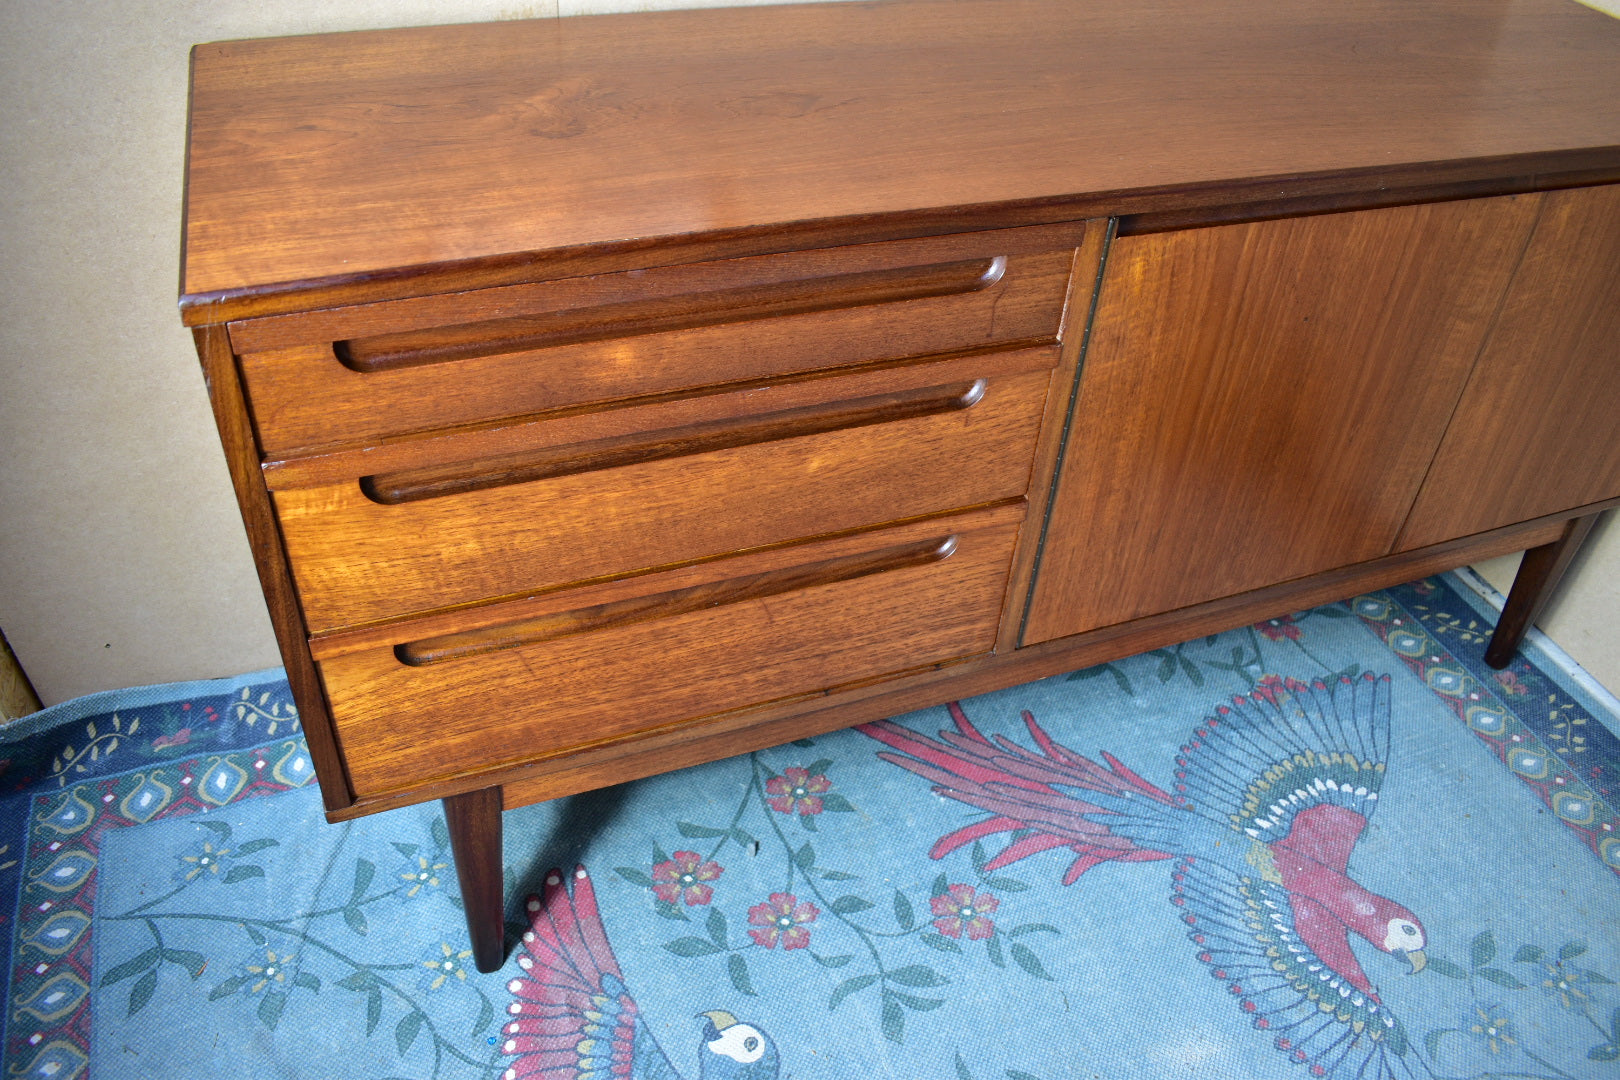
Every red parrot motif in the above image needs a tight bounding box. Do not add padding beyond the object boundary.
[861,673,1429,1079]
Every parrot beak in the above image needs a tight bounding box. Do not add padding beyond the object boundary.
[1405,949,1427,974]
[699,1010,738,1039]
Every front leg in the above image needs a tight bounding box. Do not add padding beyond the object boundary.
[443,785,506,973]
[1483,513,1601,669]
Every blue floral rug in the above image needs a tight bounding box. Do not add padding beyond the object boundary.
[3,572,1618,1080]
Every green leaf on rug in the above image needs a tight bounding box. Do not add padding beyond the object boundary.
[1477,967,1524,989]
[293,971,320,992]
[392,842,417,860]
[101,947,159,986]
[793,843,816,870]
[986,934,1005,968]
[343,905,368,935]
[956,1052,974,1080]
[197,819,232,841]
[881,993,905,1043]
[984,877,1030,892]
[351,859,375,900]
[128,969,157,1017]
[431,816,449,851]
[1010,943,1054,981]
[1007,923,1060,938]
[888,965,947,988]
[931,872,949,898]
[706,908,728,948]
[259,990,287,1031]
[1007,1071,1041,1080]
[677,821,729,838]
[828,973,878,1010]
[816,869,858,881]
[894,890,914,930]
[791,739,815,748]
[209,975,246,1001]
[1426,956,1466,979]
[730,827,757,848]
[244,923,267,946]
[821,793,855,813]
[1470,930,1496,967]
[163,948,207,978]
[920,934,962,954]
[236,838,279,855]
[810,952,853,968]
[829,895,873,915]
[615,867,653,887]
[1561,940,1589,960]
[664,936,721,957]
[806,759,835,777]
[653,900,690,922]
[1514,944,1544,963]
[395,1009,423,1054]
[728,953,756,997]
[336,971,375,991]
[365,989,382,1036]
[223,864,264,884]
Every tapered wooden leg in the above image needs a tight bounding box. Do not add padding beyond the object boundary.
[444,785,506,973]
[1483,514,1600,669]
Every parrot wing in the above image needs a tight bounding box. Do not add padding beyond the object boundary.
[501,866,683,1080]
[1172,855,1423,1079]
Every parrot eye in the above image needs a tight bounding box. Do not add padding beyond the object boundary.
[744,1037,759,1052]
[1402,925,1417,937]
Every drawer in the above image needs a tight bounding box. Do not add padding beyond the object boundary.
[273,347,1058,632]
[315,503,1025,799]
[229,223,1083,453]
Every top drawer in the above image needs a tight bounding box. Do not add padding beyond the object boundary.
[228,223,1084,455]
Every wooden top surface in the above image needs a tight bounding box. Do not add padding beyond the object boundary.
[181,0,1620,318]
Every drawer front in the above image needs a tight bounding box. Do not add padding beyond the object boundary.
[319,506,1023,799]
[233,234,1077,454]
[276,348,1056,631]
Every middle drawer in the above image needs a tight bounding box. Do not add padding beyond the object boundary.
[273,347,1058,632]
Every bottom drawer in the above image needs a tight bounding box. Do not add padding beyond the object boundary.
[319,503,1025,798]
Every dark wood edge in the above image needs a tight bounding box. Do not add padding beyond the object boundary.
[397,534,958,666]
[335,256,1006,372]
[192,325,355,812]
[1483,512,1605,669]
[442,785,506,973]
[180,148,1620,326]
[1015,217,1118,647]
[361,378,986,505]
[321,502,1595,822]
[995,220,1110,652]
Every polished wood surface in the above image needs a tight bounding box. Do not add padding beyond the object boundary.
[1484,514,1603,669]
[443,787,506,973]
[275,352,1053,631]
[237,249,1071,454]
[182,0,1620,321]
[1022,194,1540,644]
[1399,184,1620,549]
[320,509,1023,799]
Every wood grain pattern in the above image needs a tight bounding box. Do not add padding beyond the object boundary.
[316,502,1582,820]
[1022,194,1541,645]
[181,0,1620,321]
[336,257,1005,371]
[190,326,353,811]
[360,379,986,505]
[320,512,1023,799]
[238,250,1072,454]
[1399,184,1620,548]
[276,356,1054,631]
[397,533,958,666]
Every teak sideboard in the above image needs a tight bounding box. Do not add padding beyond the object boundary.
[180,0,1620,971]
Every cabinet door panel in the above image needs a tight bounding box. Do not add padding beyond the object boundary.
[1023,195,1539,644]
[1398,184,1620,550]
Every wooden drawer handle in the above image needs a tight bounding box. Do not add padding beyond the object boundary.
[395,533,959,666]
[334,256,1008,372]
[360,378,988,505]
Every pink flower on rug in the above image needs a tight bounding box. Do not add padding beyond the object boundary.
[1256,615,1302,641]
[651,851,722,906]
[748,892,818,949]
[930,884,998,940]
[1493,669,1530,697]
[765,767,831,816]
